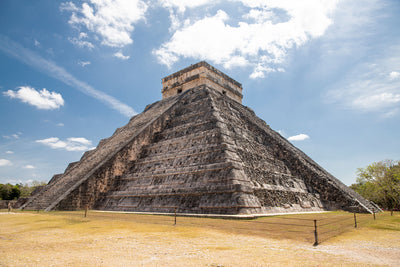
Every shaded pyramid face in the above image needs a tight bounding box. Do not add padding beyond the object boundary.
[23,85,375,215]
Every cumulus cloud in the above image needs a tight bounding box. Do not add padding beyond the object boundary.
[63,0,148,48]
[288,134,310,141]
[24,165,35,169]
[0,159,12,166]
[36,137,93,152]
[60,0,337,77]
[4,86,64,110]
[154,0,338,78]
[389,71,400,80]
[113,51,130,60]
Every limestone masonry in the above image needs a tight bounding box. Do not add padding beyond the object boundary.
[22,62,377,215]
[162,61,243,103]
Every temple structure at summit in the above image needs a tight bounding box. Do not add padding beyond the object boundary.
[22,61,377,215]
[162,61,243,103]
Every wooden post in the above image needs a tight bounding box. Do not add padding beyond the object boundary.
[373,208,376,220]
[391,209,393,216]
[84,206,88,218]
[7,202,11,213]
[174,207,177,225]
[313,220,318,246]
[354,213,357,228]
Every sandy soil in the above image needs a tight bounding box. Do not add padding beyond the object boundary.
[0,211,399,266]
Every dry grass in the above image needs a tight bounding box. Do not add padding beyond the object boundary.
[0,210,399,266]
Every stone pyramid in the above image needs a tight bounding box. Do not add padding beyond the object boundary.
[22,62,376,215]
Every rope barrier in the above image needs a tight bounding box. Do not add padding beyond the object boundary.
[266,216,315,222]
[28,210,384,246]
[318,217,354,226]
[246,220,314,228]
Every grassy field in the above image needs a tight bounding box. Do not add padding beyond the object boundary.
[0,210,399,266]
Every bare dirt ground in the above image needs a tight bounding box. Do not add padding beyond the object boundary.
[0,211,399,266]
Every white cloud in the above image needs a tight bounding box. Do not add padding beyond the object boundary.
[34,39,40,47]
[154,0,338,77]
[5,151,14,154]
[4,86,64,110]
[159,0,215,13]
[64,0,148,48]
[3,133,21,140]
[36,137,93,152]
[327,48,400,115]
[78,60,91,67]
[79,32,88,39]
[389,71,400,80]
[113,51,130,60]
[57,123,65,127]
[0,159,12,166]
[67,137,92,145]
[0,35,136,117]
[223,56,249,69]
[277,130,287,137]
[24,165,35,169]
[288,134,310,141]
[69,31,94,49]
[352,92,400,110]
[69,37,94,49]
[60,1,78,12]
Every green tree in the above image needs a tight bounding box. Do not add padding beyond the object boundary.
[351,160,400,210]
[0,183,21,200]
[19,181,47,197]
[0,183,11,200]
[10,185,21,200]
[0,181,46,200]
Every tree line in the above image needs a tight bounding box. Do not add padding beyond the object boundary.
[350,160,400,211]
[0,181,47,200]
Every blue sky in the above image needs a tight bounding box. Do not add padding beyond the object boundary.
[0,0,399,186]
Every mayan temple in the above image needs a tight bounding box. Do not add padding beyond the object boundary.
[22,61,377,215]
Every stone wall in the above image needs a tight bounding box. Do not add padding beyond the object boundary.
[162,61,243,103]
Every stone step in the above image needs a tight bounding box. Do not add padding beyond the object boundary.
[121,162,240,180]
[156,117,219,137]
[129,149,228,174]
[136,142,229,164]
[113,167,243,194]
[145,128,222,152]
[107,183,253,198]
[114,177,252,190]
